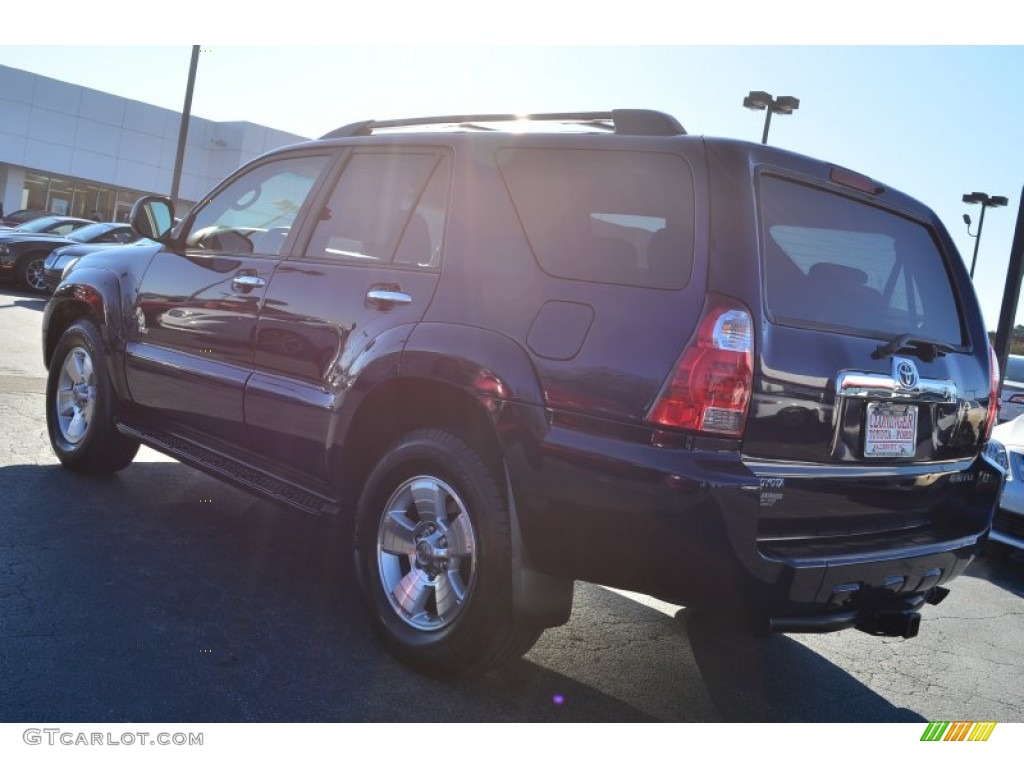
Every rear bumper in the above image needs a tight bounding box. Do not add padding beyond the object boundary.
[509,413,998,624]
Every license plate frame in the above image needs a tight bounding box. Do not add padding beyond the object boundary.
[864,402,918,458]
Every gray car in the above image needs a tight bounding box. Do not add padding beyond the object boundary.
[986,416,1024,550]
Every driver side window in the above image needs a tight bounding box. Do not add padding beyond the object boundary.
[185,154,329,257]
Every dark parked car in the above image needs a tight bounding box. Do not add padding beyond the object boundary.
[43,109,1002,677]
[1,214,94,236]
[0,208,49,228]
[1,221,139,292]
[43,238,154,293]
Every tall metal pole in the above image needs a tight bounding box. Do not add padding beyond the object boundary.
[169,45,200,214]
[994,187,1024,390]
[761,109,773,145]
[969,203,987,279]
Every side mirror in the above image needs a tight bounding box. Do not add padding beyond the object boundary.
[129,196,175,242]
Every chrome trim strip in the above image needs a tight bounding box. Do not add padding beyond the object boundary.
[742,457,974,478]
[836,370,957,402]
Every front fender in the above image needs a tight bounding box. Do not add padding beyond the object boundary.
[44,267,130,400]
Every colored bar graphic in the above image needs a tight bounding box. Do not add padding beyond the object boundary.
[921,722,996,742]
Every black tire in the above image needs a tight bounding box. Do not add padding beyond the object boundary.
[46,320,140,473]
[354,429,542,677]
[17,252,49,293]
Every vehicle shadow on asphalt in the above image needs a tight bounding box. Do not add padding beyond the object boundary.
[0,285,48,310]
[0,460,923,723]
[678,608,923,722]
[0,461,650,722]
[964,549,1024,597]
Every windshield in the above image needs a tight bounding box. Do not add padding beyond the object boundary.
[14,216,67,233]
[68,223,114,242]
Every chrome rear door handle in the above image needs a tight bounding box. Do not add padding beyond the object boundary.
[366,288,412,309]
[232,274,267,290]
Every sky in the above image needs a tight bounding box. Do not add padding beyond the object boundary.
[2,16,1023,332]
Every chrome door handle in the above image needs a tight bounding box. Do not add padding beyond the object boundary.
[366,288,412,308]
[232,274,267,289]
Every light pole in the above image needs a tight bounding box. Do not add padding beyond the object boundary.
[742,91,800,144]
[169,45,201,214]
[962,191,1008,279]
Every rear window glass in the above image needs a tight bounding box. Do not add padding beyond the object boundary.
[497,149,695,289]
[761,176,963,346]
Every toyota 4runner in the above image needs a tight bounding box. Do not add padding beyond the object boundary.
[43,109,1003,676]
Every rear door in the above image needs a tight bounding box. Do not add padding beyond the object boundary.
[245,148,451,483]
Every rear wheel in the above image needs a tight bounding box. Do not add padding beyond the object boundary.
[17,252,48,293]
[46,320,139,473]
[354,429,542,677]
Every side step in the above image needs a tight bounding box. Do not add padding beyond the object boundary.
[118,422,337,517]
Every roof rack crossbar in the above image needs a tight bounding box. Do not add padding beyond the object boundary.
[320,109,685,139]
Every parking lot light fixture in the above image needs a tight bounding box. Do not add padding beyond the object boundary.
[962,191,1009,278]
[743,91,800,144]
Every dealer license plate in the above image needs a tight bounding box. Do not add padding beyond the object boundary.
[864,402,918,458]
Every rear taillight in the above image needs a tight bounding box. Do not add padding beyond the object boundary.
[647,294,754,437]
[983,344,1000,442]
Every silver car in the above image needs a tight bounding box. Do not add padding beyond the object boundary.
[987,416,1024,550]
[998,354,1024,423]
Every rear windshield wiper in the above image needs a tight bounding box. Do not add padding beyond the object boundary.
[871,334,956,363]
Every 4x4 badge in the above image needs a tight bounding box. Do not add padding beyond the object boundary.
[893,356,919,390]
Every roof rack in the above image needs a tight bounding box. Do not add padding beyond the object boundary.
[320,109,685,139]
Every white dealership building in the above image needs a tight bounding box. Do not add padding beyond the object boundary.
[0,64,307,223]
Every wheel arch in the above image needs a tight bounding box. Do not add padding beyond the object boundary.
[334,323,548,506]
[43,267,130,401]
[335,326,572,628]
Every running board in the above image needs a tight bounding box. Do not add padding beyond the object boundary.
[118,422,337,517]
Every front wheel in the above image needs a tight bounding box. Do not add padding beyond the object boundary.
[46,320,139,473]
[354,429,542,677]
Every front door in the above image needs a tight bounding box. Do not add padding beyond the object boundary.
[125,152,333,446]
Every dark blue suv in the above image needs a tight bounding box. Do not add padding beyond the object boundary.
[42,110,1002,676]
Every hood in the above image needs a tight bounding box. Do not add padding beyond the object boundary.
[992,415,1024,449]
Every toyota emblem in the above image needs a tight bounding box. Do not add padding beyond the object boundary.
[893,357,919,390]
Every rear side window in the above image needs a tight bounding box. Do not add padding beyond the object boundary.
[306,151,449,267]
[761,176,963,346]
[498,149,695,289]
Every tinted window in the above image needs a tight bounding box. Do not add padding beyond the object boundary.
[761,176,963,345]
[1005,356,1024,383]
[14,216,65,233]
[306,152,446,266]
[498,149,695,289]
[69,223,117,242]
[186,154,328,256]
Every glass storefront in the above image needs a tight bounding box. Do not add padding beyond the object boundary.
[19,169,194,222]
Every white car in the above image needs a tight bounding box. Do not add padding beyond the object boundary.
[998,354,1024,423]
[986,417,1024,551]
